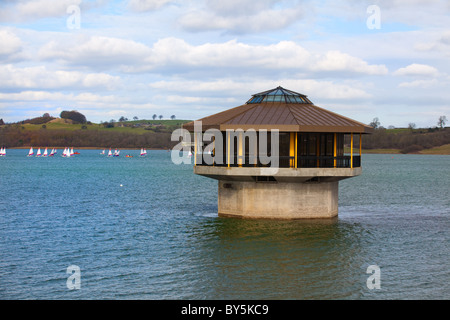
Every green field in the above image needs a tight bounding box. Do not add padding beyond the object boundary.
[20,119,191,134]
[418,144,450,155]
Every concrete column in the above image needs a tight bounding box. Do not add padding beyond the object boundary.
[218,180,339,219]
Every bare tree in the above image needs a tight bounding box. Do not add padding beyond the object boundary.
[438,115,447,129]
[408,123,416,131]
[369,117,380,129]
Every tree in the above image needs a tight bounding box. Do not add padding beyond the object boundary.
[438,115,447,129]
[133,116,138,121]
[408,123,416,131]
[369,117,380,129]
[170,115,176,120]
[159,115,163,120]
[42,113,51,118]
[119,116,126,122]
[60,110,87,124]
[0,119,4,125]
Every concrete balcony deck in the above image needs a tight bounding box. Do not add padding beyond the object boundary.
[194,165,362,183]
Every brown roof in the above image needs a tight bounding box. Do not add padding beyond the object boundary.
[183,88,373,133]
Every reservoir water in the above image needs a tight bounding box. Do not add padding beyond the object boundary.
[0,150,448,299]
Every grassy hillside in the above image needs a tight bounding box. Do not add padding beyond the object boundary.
[20,119,190,133]
[361,127,450,154]
[1,116,449,154]
[0,118,191,149]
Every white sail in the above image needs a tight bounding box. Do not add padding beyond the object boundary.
[50,148,54,156]
[108,149,113,157]
[0,147,4,156]
[70,148,74,156]
[100,149,105,155]
[43,148,48,157]
[36,148,41,157]
[28,147,34,156]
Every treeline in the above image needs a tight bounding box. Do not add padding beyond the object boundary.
[0,126,175,149]
[362,127,450,153]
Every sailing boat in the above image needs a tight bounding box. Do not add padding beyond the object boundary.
[36,148,42,157]
[62,147,71,157]
[140,148,147,157]
[0,147,5,156]
[107,149,113,157]
[28,147,34,157]
[70,148,75,156]
[43,148,48,157]
[49,148,55,156]
[113,149,120,157]
[100,149,105,155]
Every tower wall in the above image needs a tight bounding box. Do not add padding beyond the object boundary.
[218,180,339,219]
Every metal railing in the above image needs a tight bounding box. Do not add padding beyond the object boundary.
[197,155,361,168]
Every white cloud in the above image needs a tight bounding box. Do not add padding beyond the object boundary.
[0,29,23,61]
[318,0,450,29]
[398,79,439,88]
[0,64,120,90]
[150,78,372,101]
[0,91,116,103]
[127,0,173,12]
[39,35,152,71]
[39,35,387,77]
[180,4,304,34]
[312,50,388,75]
[393,63,439,77]
[0,0,83,22]
[177,0,309,34]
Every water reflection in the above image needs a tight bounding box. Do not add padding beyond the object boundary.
[186,216,370,299]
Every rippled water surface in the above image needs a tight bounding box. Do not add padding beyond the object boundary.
[0,150,448,299]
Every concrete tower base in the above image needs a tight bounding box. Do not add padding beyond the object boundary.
[218,180,339,219]
[194,166,360,219]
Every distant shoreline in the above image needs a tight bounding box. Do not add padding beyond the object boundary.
[8,146,450,155]
[10,147,170,150]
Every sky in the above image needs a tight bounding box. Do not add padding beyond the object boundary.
[1,0,449,128]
